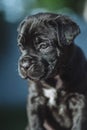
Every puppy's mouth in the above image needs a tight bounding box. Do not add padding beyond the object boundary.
[18,61,46,81]
[27,63,45,80]
[18,56,57,81]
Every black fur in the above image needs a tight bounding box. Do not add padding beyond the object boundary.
[17,13,87,130]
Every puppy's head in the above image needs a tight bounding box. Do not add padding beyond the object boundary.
[17,13,80,81]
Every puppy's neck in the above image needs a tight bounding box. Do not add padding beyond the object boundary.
[41,75,63,90]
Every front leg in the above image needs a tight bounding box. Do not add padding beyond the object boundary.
[27,82,46,130]
[68,93,85,130]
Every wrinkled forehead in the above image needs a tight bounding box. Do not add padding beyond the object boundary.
[19,26,50,42]
[19,14,56,33]
[18,15,57,46]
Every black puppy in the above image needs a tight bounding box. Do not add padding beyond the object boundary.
[17,13,87,130]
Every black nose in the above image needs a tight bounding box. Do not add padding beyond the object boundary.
[20,56,31,70]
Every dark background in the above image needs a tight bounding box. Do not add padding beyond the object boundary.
[0,0,87,130]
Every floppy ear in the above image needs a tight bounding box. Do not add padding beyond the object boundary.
[55,15,80,46]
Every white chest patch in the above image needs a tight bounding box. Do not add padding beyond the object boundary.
[43,88,57,107]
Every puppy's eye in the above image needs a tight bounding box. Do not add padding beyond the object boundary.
[39,43,49,50]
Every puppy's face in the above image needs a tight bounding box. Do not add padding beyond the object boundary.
[17,13,80,81]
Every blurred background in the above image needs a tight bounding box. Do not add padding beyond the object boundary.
[0,0,87,130]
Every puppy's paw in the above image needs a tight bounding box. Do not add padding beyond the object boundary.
[68,93,85,113]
